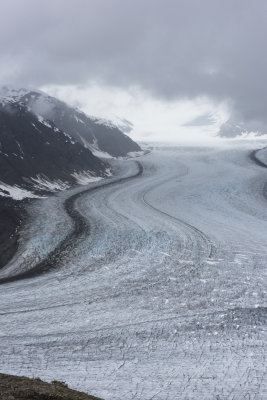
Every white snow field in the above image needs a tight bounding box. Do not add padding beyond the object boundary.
[0,143,266,399]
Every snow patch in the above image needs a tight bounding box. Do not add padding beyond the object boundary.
[31,175,70,192]
[117,149,148,160]
[75,133,95,151]
[0,182,41,200]
[91,148,114,159]
[89,114,134,134]
[37,115,52,128]
[74,115,85,125]
[91,116,117,129]
[71,171,103,185]
[0,97,17,107]
[36,116,75,142]
[0,85,43,99]
[16,140,24,156]
[126,150,147,158]
[105,167,112,177]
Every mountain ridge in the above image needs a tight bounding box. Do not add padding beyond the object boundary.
[0,98,110,199]
[0,85,141,157]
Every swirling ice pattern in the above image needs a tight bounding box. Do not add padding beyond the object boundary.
[0,144,266,400]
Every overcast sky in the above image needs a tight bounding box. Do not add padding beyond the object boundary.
[1,0,266,141]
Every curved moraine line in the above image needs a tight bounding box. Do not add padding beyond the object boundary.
[0,162,143,284]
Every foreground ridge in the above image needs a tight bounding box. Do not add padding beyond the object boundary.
[0,373,102,400]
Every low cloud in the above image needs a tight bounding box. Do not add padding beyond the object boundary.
[1,0,266,134]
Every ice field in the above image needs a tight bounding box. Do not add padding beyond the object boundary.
[0,143,266,399]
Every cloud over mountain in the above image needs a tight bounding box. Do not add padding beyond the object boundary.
[1,0,267,135]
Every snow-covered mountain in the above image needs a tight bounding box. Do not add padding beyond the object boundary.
[0,86,140,157]
[218,117,267,138]
[0,86,143,199]
[0,96,110,200]
[92,115,134,135]
[219,120,248,137]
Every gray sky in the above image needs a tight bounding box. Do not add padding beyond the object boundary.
[1,0,266,140]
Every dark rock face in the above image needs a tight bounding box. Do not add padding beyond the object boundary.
[19,90,141,157]
[0,100,108,191]
[0,198,25,268]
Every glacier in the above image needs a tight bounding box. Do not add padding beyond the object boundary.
[0,142,266,399]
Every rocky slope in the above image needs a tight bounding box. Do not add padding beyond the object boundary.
[0,373,102,400]
[0,98,109,199]
[0,86,141,157]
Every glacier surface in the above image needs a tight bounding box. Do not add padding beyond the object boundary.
[0,143,266,399]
